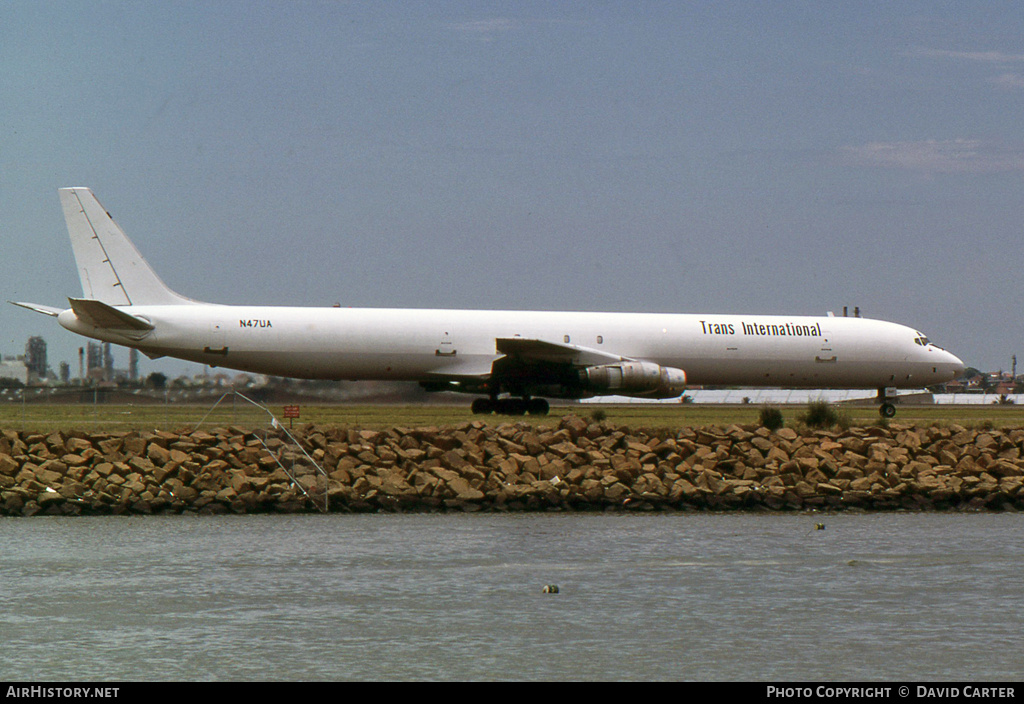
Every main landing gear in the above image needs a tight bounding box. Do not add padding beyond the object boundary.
[877,387,898,418]
[471,397,550,416]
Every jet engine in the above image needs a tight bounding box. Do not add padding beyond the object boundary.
[580,361,687,399]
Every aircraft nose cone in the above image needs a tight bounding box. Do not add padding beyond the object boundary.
[944,350,966,380]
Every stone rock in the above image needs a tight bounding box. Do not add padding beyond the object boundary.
[0,419,1022,515]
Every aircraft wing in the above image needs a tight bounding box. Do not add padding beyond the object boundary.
[425,337,630,381]
[491,336,685,400]
[495,337,632,367]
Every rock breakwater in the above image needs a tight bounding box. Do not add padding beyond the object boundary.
[2,417,1023,516]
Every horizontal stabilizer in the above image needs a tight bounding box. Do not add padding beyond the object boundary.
[68,297,154,331]
[496,337,630,367]
[8,301,64,317]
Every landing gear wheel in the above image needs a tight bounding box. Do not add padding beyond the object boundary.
[879,402,896,418]
[502,399,527,416]
[471,398,494,415]
[526,398,549,416]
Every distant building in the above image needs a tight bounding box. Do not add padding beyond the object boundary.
[0,358,29,385]
[25,336,47,380]
[86,342,105,382]
[86,342,101,372]
[103,342,114,381]
[943,378,966,393]
[992,380,1016,396]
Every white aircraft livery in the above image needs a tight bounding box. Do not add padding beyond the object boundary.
[13,187,965,417]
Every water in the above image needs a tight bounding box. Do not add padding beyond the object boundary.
[1,512,1021,681]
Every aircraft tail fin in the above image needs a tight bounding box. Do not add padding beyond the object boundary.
[59,187,195,307]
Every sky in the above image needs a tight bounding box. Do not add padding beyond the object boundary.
[2,1,1023,381]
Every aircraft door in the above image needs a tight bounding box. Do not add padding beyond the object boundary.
[436,326,456,357]
[205,320,229,357]
[816,326,836,364]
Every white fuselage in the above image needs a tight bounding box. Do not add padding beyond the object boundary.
[20,187,963,410]
[58,305,964,390]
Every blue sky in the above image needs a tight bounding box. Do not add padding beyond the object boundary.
[3,1,1023,379]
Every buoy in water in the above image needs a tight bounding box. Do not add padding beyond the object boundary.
[542,584,560,594]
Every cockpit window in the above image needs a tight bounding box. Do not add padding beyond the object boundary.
[914,332,930,346]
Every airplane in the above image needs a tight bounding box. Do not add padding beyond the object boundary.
[12,187,964,417]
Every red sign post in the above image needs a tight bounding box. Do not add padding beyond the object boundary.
[282,405,300,429]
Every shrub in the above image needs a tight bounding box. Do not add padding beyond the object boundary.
[759,406,784,431]
[800,400,842,429]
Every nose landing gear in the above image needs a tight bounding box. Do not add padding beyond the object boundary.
[877,387,898,418]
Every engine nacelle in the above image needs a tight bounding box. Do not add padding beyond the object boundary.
[580,362,687,399]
